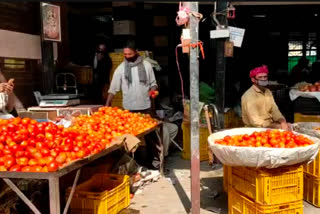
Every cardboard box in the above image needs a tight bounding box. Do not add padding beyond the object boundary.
[18,111,57,121]
[25,105,102,121]
[153,16,168,27]
[113,20,136,35]
[154,36,168,47]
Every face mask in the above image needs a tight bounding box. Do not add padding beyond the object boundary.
[125,55,138,62]
[256,80,268,87]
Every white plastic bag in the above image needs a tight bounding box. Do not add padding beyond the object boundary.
[208,128,320,168]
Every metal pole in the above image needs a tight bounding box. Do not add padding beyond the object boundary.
[40,2,55,94]
[215,0,228,128]
[189,2,200,214]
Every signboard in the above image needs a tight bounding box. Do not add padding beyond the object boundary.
[228,26,245,47]
[41,3,61,42]
[210,29,230,39]
[224,41,234,57]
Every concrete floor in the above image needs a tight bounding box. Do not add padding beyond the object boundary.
[124,151,320,214]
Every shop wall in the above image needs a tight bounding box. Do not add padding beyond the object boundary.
[0,2,42,110]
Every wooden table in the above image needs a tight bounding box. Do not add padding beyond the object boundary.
[0,123,164,214]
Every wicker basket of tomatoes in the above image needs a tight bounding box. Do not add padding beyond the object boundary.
[208,128,320,168]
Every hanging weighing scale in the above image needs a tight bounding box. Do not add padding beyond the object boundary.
[34,73,81,107]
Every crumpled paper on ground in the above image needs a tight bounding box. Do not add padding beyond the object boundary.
[289,89,320,102]
[208,128,320,168]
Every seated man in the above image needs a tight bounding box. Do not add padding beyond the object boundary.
[241,65,290,130]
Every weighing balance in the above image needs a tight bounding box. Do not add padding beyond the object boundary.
[34,73,81,107]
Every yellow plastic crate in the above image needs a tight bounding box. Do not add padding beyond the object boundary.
[228,187,303,214]
[181,121,209,161]
[223,165,230,193]
[294,113,320,123]
[304,173,320,207]
[111,92,123,108]
[224,110,244,129]
[66,173,130,214]
[229,165,303,205]
[304,149,320,177]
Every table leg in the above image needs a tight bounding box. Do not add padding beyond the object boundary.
[3,178,42,214]
[156,123,164,174]
[63,169,81,214]
[49,176,60,214]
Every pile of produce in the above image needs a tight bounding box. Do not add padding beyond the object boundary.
[70,107,158,140]
[298,81,320,92]
[215,130,314,148]
[208,128,319,168]
[0,107,158,172]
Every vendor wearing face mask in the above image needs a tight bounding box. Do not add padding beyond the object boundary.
[241,65,290,130]
[106,39,158,115]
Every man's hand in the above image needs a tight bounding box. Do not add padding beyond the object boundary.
[0,83,6,93]
[105,93,114,106]
[0,81,14,93]
[280,121,290,131]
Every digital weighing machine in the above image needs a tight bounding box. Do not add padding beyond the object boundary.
[34,73,82,107]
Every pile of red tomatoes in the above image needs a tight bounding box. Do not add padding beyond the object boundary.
[0,107,158,172]
[215,130,314,148]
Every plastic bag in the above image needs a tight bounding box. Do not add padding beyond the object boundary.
[208,127,320,168]
[293,122,320,138]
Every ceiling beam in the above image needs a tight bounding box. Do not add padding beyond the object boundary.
[232,1,320,6]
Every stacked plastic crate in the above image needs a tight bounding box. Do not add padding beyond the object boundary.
[228,165,304,214]
[304,152,320,207]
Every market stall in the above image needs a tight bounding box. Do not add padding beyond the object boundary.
[290,81,320,122]
[0,107,164,214]
[208,128,320,213]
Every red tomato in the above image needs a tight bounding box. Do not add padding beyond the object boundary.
[4,157,15,168]
[28,159,38,166]
[41,148,50,156]
[20,140,28,148]
[21,166,32,172]
[33,152,43,160]
[9,165,21,172]
[65,137,73,145]
[0,156,6,165]
[33,165,42,172]
[61,144,73,152]
[47,161,59,172]
[26,146,37,155]
[21,118,31,125]
[76,150,86,159]
[55,153,67,164]
[15,150,25,158]
[41,166,48,172]
[0,166,7,171]
[16,157,29,166]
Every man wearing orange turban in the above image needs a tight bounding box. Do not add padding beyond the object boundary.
[241,65,290,130]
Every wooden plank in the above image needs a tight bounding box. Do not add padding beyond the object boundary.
[0,171,50,179]
[49,176,60,214]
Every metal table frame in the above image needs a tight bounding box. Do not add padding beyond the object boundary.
[0,123,163,214]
